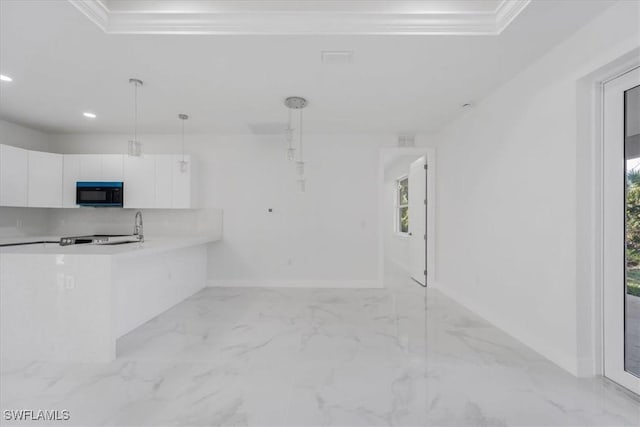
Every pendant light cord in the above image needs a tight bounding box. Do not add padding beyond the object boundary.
[287,108,293,149]
[181,118,185,162]
[299,108,304,162]
[133,81,138,142]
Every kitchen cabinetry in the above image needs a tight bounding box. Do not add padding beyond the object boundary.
[123,156,156,208]
[74,154,124,181]
[1,145,198,209]
[101,155,124,181]
[62,155,79,207]
[172,155,198,209]
[27,151,63,208]
[154,155,173,209]
[154,155,199,209]
[63,154,125,207]
[78,155,101,180]
[0,144,29,207]
[134,155,198,209]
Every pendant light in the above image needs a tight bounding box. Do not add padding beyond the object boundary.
[296,105,305,177]
[285,108,295,161]
[128,78,143,157]
[284,96,308,192]
[178,114,189,173]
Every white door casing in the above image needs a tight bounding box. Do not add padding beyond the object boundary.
[603,67,640,394]
[409,156,427,286]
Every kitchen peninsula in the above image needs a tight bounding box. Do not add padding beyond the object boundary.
[0,234,220,362]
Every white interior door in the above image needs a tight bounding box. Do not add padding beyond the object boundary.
[603,67,640,394]
[409,156,427,286]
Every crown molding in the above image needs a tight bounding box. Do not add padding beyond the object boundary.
[495,0,532,34]
[68,0,109,32]
[68,0,531,36]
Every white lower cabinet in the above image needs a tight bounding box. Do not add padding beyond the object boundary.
[28,151,63,208]
[0,144,29,207]
[123,156,156,208]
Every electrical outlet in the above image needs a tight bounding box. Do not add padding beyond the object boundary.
[65,275,75,290]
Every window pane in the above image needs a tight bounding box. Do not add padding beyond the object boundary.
[625,84,640,377]
[399,178,409,206]
[399,207,409,233]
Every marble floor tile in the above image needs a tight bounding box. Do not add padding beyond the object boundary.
[1,264,639,426]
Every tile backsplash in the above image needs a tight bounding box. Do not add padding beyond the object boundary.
[0,207,223,238]
[0,207,52,237]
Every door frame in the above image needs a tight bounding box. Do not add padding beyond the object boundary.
[378,147,436,287]
[575,46,640,380]
[602,67,640,393]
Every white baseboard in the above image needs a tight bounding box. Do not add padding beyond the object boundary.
[207,279,382,289]
[431,281,583,377]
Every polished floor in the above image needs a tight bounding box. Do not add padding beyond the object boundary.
[1,266,639,426]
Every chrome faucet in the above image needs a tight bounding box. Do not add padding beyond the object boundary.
[133,211,144,242]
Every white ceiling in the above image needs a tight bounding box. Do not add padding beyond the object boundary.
[0,0,614,135]
[69,0,530,35]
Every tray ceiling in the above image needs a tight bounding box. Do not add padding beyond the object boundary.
[68,0,531,35]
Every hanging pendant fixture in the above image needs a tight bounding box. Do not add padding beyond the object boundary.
[284,96,308,192]
[285,108,295,161]
[128,78,143,157]
[178,114,189,173]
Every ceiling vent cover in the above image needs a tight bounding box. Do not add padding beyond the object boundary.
[398,134,416,147]
[321,51,354,65]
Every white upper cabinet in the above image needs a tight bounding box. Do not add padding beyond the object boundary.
[0,144,29,207]
[172,155,198,209]
[101,155,124,181]
[154,155,173,209]
[62,155,81,207]
[78,154,102,181]
[28,151,63,208]
[74,154,124,181]
[125,155,198,209]
[2,147,197,210]
[63,154,125,207]
[123,156,156,208]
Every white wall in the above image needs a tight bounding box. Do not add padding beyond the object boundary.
[0,120,52,236]
[0,120,51,151]
[431,1,640,376]
[50,133,394,287]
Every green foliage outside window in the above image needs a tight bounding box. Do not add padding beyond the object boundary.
[400,207,409,233]
[627,169,640,297]
[398,178,409,234]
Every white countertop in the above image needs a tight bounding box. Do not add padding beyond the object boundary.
[0,234,219,258]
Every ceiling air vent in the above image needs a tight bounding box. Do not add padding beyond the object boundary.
[321,51,354,65]
[398,134,415,147]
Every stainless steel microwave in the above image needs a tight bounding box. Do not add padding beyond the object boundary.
[76,181,123,207]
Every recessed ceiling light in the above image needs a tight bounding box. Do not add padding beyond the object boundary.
[0,74,13,82]
[83,112,97,118]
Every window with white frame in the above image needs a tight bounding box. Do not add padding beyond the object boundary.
[396,176,409,234]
